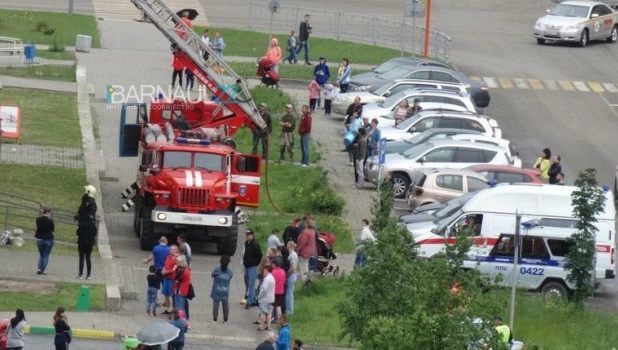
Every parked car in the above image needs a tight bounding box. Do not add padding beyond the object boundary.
[364,140,512,198]
[407,168,488,211]
[331,79,471,115]
[534,0,618,47]
[400,190,478,223]
[362,89,478,127]
[379,110,502,141]
[357,57,449,85]
[349,66,491,107]
[382,128,483,155]
[465,164,546,184]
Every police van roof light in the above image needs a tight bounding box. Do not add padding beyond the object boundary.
[521,219,541,230]
[176,138,210,146]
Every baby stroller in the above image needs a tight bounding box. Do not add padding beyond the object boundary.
[316,232,339,277]
[256,57,280,87]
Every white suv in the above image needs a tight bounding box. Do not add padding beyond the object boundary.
[378,110,503,141]
[364,140,512,198]
[361,89,478,128]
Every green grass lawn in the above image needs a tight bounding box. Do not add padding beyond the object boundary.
[0,10,100,48]
[36,50,75,61]
[0,88,81,147]
[198,27,402,65]
[0,65,75,82]
[291,278,618,349]
[0,164,86,243]
[228,61,371,81]
[0,281,106,311]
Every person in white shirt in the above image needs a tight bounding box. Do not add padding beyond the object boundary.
[354,219,375,269]
[201,29,211,47]
[267,229,284,251]
[257,266,275,331]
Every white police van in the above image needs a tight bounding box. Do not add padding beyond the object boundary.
[463,229,589,300]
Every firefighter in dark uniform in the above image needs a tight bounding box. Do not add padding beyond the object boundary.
[74,185,98,280]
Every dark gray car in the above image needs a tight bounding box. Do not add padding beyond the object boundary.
[349,66,491,108]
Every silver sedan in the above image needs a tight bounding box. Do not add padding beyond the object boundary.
[534,1,618,47]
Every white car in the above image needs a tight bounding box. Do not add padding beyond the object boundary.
[364,140,512,198]
[331,79,470,116]
[379,110,503,142]
[361,89,478,128]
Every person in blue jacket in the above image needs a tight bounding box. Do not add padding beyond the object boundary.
[313,57,330,109]
[275,314,291,350]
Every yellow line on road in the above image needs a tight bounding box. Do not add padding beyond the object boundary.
[527,79,545,90]
[587,82,605,93]
[558,80,575,91]
[498,78,514,89]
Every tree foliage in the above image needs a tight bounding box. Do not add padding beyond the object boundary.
[338,177,507,349]
[565,168,606,307]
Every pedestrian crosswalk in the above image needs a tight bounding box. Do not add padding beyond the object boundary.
[469,76,618,93]
[92,0,209,26]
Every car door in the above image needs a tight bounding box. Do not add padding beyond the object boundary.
[419,146,456,168]
[590,5,606,39]
[518,236,551,290]
[475,234,516,288]
[598,5,614,36]
[434,174,464,203]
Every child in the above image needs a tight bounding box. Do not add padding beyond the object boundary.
[293,339,304,350]
[322,83,335,116]
[171,54,184,87]
[147,265,160,316]
[308,80,320,112]
[285,30,298,64]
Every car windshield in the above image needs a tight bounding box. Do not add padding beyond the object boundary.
[378,67,411,81]
[381,91,410,108]
[373,60,403,74]
[434,191,476,218]
[194,153,224,172]
[385,140,416,154]
[549,4,589,18]
[396,114,422,130]
[434,209,463,235]
[162,151,192,168]
[403,142,433,159]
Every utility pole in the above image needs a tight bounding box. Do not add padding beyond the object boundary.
[423,0,432,58]
[68,0,74,14]
[268,0,280,43]
[509,212,522,331]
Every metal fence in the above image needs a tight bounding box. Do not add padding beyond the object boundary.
[248,2,451,63]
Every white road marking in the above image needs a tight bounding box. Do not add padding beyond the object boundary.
[483,77,499,88]
[602,83,618,93]
[543,80,559,90]
[572,81,591,92]
[513,78,529,89]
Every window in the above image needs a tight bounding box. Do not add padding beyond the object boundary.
[405,70,431,80]
[521,237,550,259]
[591,5,602,17]
[162,151,191,168]
[412,117,439,132]
[194,153,224,172]
[443,97,467,108]
[547,239,573,257]
[431,71,460,83]
[423,147,455,162]
[492,235,515,257]
[442,85,464,92]
[539,218,578,228]
[599,5,612,16]
[481,150,497,162]
[438,118,463,128]
[390,84,414,95]
[141,150,153,166]
[454,148,484,163]
[496,172,526,184]
[467,176,488,192]
[462,119,486,132]
[436,175,463,191]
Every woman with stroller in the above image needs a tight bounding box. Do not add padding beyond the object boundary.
[262,38,282,73]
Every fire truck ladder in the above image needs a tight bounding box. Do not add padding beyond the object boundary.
[131,0,267,132]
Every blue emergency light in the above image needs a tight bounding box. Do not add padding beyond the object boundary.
[176,138,211,146]
[487,179,498,187]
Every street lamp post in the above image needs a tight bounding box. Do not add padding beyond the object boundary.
[423,0,432,58]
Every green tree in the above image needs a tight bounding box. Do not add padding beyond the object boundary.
[564,168,606,306]
[370,175,395,234]
[338,179,507,349]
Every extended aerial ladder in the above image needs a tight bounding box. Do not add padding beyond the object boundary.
[131,0,267,132]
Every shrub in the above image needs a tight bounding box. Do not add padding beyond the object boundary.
[49,35,65,52]
[309,188,345,216]
[36,21,48,32]
[43,27,56,35]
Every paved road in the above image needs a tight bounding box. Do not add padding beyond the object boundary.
[24,334,252,349]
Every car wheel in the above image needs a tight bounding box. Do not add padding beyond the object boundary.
[536,38,545,45]
[608,25,618,43]
[579,29,588,47]
[541,281,568,301]
[391,173,410,199]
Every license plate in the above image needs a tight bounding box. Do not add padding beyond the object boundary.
[545,30,559,36]
[182,215,203,223]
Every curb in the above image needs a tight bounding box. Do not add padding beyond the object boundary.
[25,326,115,340]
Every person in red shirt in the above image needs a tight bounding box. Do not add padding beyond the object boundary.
[175,11,193,40]
[298,105,312,167]
[296,219,316,283]
[271,258,287,323]
[173,255,191,316]
[171,54,184,88]
[161,245,180,314]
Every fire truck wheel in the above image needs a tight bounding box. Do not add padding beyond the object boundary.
[139,210,156,251]
[216,213,238,256]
